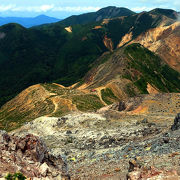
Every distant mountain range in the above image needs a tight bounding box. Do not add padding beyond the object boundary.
[0,15,61,28]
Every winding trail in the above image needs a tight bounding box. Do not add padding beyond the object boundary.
[95,87,107,106]
[51,98,58,114]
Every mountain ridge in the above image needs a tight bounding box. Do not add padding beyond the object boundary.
[0,7,179,108]
[58,6,135,26]
[0,43,180,131]
[0,6,180,179]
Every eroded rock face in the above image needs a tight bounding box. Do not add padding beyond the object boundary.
[171,113,180,131]
[127,166,179,180]
[0,131,70,179]
[126,22,180,72]
[127,158,180,180]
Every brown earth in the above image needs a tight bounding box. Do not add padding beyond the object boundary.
[0,83,105,131]
[11,93,180,179]
[118,22,180,72]
[103,35,114,51]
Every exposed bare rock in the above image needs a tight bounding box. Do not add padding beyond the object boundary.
[65,26,72,33]
[0,131,69,179]
[103,35,114,51]
[147,83,159,94]
[2,91,179,179]
[11,110,180,179]
[132,22,180,72]
[117,31,133,48]
[117,21,180,72]
[171,113,180,131]
[101,93,180,116]
[127,166,180,180]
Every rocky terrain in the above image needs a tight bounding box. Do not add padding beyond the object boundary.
[0,7,180,180]
[0,131,70,179]
[9,93,180,179]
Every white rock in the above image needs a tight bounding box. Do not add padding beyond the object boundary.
[39,162,49,176]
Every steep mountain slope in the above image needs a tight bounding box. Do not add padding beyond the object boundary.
[1,7,180,179]
[0,22,107,107]
[0,44,180,131]
[105,11,176,48]
[59,6,135,26]
[134,22,180,72]
[150,8,179,19]
[0,7,179,108]
[81,44,180,96]
[118,21,180,72]
[0,15,60,28]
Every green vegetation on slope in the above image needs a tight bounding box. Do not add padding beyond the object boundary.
[59,6,135,26]
[104,12,167,48]
[0,8,178,108]
[72,94,104,111]
[0,22,107,107]
[124,44,180,93]
[42,84,104,112]
[0,83,105,131]
[0,98,54,132]
[150,8,178,19]
[101,88,118,105]
[1,43,180,131]
[5,173,26,180]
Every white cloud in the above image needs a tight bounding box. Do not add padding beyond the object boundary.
[155,0,169,3]
[0,4,100,13]
[131,6,155,12]
[40,5,55,12]
[12,4,54,12]
[0,4,15,11]
[53,6,100,12]
[174,1,180,6]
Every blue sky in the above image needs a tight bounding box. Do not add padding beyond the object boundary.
[0,0,179,18]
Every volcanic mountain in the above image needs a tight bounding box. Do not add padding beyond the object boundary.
[0,7,179,116]
[58,6,135,26]
[0,7,180,179]
[0,43,179,131]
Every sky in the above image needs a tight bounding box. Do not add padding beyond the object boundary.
[0,0,179,18]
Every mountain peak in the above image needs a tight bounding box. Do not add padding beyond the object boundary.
[98,6,130,11]
[59,6,135,26]
[150,8,178,19]
[97,6,135,18]
[36,14,49,18]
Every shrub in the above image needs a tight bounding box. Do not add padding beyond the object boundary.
[5,173,26,180]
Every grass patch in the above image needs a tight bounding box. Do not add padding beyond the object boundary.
[0,98,54,132]
[125,84,137,97]
[124,44,180,93]
[101,88,118,105]
[72,94,104,111]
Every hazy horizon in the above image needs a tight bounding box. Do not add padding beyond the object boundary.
[0,0,179,19]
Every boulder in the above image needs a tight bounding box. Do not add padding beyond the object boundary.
[171,113,180,131]
[118,101,126,111]
[0,132,70,179]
